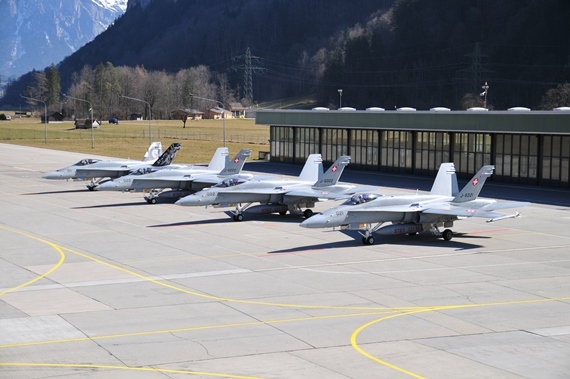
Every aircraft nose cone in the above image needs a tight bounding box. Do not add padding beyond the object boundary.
[42,171,61,179]
[299,214,329,228]
[175,196,200,206]
[96,181,115,191]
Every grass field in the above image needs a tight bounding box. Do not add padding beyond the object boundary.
[0,114,270,164]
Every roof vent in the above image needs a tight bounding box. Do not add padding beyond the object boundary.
[466,107,488,112]
[366,107,385,111]
[430,107,451,112]
[397,107,416,111]
[508,107,531,111]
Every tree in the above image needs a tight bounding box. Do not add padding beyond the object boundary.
[45,64,61,108]
[171,109,191,128]
[539,83,570,110]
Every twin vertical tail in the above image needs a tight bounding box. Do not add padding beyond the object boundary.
[430,162,459,197]
[142,142,163,162]
[207,147,230,172]
[452,165,494,203]
[313,156,351,188]
[152,143,182,167]
[298,154,324,183]
[218,148,252,176]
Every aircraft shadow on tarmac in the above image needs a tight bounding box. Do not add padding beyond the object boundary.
[268,231,488,254]
[72,202,146,209]
[148,212,308,228]
[23,189,90,195]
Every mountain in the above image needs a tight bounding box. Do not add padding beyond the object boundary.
[0,0,127,81]
[2,0,569,111]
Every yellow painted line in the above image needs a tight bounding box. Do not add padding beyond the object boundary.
[0,310,395,349]
[0,225,65,296]
[0,362,262,378]
[5,226,570,378]
[59,245,410,311]
[351,296,570,378]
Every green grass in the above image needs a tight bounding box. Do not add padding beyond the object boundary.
[0,116,270,163]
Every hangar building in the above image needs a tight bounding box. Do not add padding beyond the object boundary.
[255,107,570,188]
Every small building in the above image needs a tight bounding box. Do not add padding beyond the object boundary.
[205,107,231,120]
[75,119,100,129]
[229,102,246,118]
[172,108,203,121]
[130,113,143,120]
[41,112,65,123]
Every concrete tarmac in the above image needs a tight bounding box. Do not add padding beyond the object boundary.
[1,143,570,378]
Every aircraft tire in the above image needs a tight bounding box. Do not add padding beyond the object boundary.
[148,198,157,204]
[87,185,96,191]
[303,209,314,218]
[279,210,287,216]
[235,214,244,222]
[442,229,453,241]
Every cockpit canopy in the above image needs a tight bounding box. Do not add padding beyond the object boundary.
[343,193,380,205]
[130,167,159,175]
[74,159,101,166]
[214,178,249,188]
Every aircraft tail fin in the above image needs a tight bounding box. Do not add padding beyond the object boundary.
[429,162,459,196]
[313,156,351,187]
[151,143,182,167]
[218,148,252,176]
[298,154,324,183]
[142,142,163,162]
[452,165,494,203]
[207,147,230,172]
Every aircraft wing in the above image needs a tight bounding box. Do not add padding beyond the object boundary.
[286,185,379,200]
[76,168,131,179]
[229,187,289,195]
[131,178,186,190]
[421,201,530,219]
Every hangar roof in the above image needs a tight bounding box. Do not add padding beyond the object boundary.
[255,109,570,135]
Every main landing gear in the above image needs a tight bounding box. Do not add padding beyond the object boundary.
[230,203,252,221]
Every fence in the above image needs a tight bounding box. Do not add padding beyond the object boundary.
[0,127,270,145]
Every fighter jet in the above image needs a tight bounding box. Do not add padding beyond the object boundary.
[42,141,162,181]
[75,142,182,190]
[176,154,374,221]
[97,147,253,204]
[300,163,529,245]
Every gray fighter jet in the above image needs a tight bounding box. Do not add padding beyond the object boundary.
[42,141,162,181]
[176,154,374,220]
[97,147,253,204]
[75,142,181,190]
[300,163,529,244]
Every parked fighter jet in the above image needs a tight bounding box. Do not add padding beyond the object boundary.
[75,142,181,190]
[300,163,529,244]
[97,148,253,204]
[176,154,374,220]
[42,141,162,181]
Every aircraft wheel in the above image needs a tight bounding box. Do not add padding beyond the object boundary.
[366,236,375,245]
[234,214,244,222]
[303,209,314,218]
[87,185,96,191]
[278,210,287,216]
[148,198,157,204]
[442,229,453,241]
[407,232,418,236]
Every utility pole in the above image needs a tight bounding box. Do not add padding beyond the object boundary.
[231,47,264,103]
